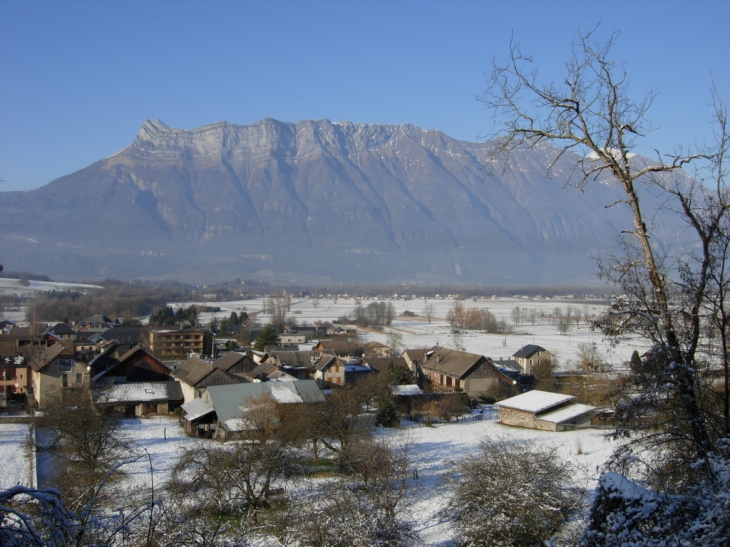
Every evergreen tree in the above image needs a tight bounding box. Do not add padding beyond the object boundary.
[375,400,399,428]
[253,324,279,351]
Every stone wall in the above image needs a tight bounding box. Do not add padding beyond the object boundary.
[498,407,557,431]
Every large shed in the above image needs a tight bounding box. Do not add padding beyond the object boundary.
[496,390,595,431]
[186,380,325,439]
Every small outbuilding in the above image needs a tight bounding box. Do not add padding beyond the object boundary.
[496,390,595,431]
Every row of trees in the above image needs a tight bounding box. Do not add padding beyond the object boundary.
[148,304,198,326]
[446,301,510,333]
[352,301,396,327]
[25,280,190,324]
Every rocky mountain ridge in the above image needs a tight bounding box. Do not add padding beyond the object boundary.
[0,118,689,284]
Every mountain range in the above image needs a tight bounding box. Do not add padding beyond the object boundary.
[0,118,690,285]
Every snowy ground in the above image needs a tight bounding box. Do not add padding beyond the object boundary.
[177,296,649,369]
[0,423,35,489]
[109,412,617,546]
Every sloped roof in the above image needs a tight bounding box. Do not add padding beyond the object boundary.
[181,398,215,421]
[204,380,324,426]
[245,362,278,381]
[316,339,361,354]
[364,341,389,350]
[49,323,75,335]
[496,390,574,414]
[365,356,407,374]
[314,353,340,372]
[512,344,549,359]
[266,350,313,368]
[493,358,523,372]
[402,348,430,361]
[390,384,424,396]
[539,403,595,424]
[99,326,145,344]
[92,345,171,381]
[98,381,183,403]
[213,352,248,372]
[81,315,115,328]
[173,357,215,386]
[29,343,74,372]
[422,346,486,379]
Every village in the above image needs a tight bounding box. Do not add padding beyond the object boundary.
[0,292,642,545]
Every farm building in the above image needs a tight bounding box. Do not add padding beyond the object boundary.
[496,390,595,431]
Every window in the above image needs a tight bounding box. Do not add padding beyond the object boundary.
[56,360,74,372]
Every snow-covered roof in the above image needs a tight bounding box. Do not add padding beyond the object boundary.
[270,383,303,402]
[97,381,183,404]
[181,398,215,421]
[538,403,595,424]
[390,384,424,396]
[496,390,574,414]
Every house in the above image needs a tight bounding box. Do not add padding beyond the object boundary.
[278,333,306,345]
[421,346,521,398]
[312,339,363,360]
[401,348,430,373]
[512,345,553,375]
[47,323,76,340]
[364,341,392,357]
[183,380,325,439]
[496,390,595,431]
[242,361,281,383]
[262,350,315,380]
[77,315,119,332]
[344,362,375,383]
[213,352,255,377]
[172,356,240,403]
[73,336,98,359]
[96,381,184,417]
[91,344,172,385]
[142,323,204,360]
[313,352,345,386]
[28,342,90,408]
[1,355,29,396]
[365,356,409,376]
[98,326,145,345]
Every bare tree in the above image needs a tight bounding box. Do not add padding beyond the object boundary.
[424,302,434,324]
[293,437,417,547]
[171,439,304,524]
[386,331,404,356]
[35,388,127,510]
[483,26,730,536]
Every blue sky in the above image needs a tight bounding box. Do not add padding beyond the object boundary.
[1,0,728,191]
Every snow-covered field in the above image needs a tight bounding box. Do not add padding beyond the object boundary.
[0,423,35,489]
[180,296,649,369]
[111,413,616,546]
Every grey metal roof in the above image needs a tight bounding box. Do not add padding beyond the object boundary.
[204,380,324,425]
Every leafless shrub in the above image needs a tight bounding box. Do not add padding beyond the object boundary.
[450,437,583,547]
